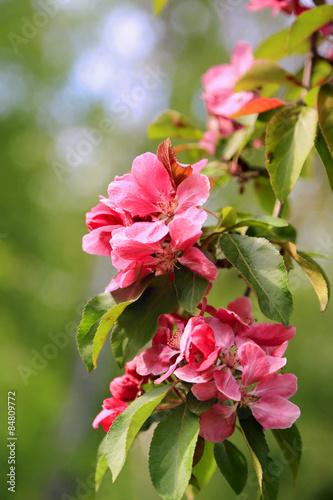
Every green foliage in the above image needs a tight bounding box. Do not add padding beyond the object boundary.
[220,234,293,326]
[148,109,203,140]
[255,28,308,61]
[76,293,114,372]
[281,242,330,312]
[288,6,333,52]
[111,275,178,368]
[234,61,301,92]
[186,391,217,415]
[95,436,109,492]
[214,440,248,495]
[272,424,302,483]
[266,106,318,203]
[238,411,280,500]
[315,127,333,191]
[317,84,333,191]
[230,215,288,230]
[191,441,216,493]
[77,277,153,372]
[174,265,209,312]
[106,383,174,482]
[149,404,200,500]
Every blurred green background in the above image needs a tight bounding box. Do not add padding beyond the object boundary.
[0,0,332,499]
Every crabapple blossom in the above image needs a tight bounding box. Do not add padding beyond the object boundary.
[201,41,255,118]
[83,139,217,292]
[92,397,128,432]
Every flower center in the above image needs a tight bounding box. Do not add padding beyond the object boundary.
[155,190,178,217]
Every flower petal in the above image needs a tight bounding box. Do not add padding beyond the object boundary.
[251,395,301,431]
[199,404,237,442]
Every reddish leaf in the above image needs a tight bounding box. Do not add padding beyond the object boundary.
[157,138,193,187]
[229,98,284,118]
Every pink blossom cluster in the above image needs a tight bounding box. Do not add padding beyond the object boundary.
[83,140,218,291]
[200,42,256,155]
[247,0,307,16]
[93,297,300,441]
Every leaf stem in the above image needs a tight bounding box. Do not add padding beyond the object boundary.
[272,199,284,218]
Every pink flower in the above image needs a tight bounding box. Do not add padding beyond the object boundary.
[195,341,299,441]
[247,0,290,15]
[92,397,128,432]
[107,151,209,219]
[199,117,244,155]
[247,0,308,16]
[199,404,237,442]
[137,314,185,382]
[109,374,141,401]
[106,212,218,291]
[82,198,132,257]
[202,42,255,118]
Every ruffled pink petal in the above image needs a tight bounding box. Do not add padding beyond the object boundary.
[174,364,217,383]
[251,395,301,431]
[154,353,184,383]
[105,265,153,292]
[178,246,218,282]
[191,159,208,174]
[107,176,155,216]
[214,369,241,401]
[199,404,237,442]
[250,373,298,399]
[82,226,114,256]
[238,342,286,386]
[123,220,169,244]
[243,323,296,347]
[231,41,255,77]
[205,318,235,350]
[136,345,179,376]
[177,173,210,211]
[212,307,250,334]
[227,296,253,324]
[169,217,203,251]
[191,381,220,401]
[131,152,173,206]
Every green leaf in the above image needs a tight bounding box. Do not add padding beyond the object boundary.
[218,206,237,228]
[288,6,333,52]
[148,109,203,140]
[234,61,301,92]
[186,391,217,415]
[174,265,209,312]
[77,293,114,372]
[214,440,248,495]
[315,126,333,191]
[153,0,169,15]
[317,84,333,191]
[255,28,309,61]
[220,234,292,326]
[111,275,178,368]
[272,424,302,483]
[95,436,109,492]
[106,383,174,482]
[149,404,200,500]
[77,277,153,372]
[238,410,279,500]
[192,441,216,492]
[231,215,288,230]
[266,106,318,203]
[281,242,330,312]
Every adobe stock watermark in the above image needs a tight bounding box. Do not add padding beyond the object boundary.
[236,435,303,500]
[214,0,244,21]
[61,462,110,500]
[17,320,77,385]
[51,65,168,183]
[8,0,70,54]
